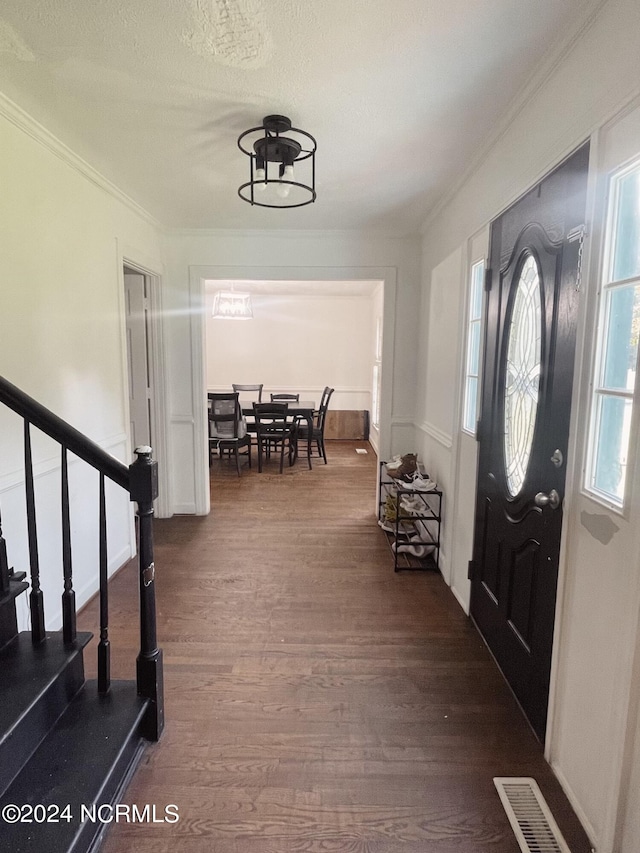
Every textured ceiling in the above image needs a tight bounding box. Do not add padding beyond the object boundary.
[0,0,602,233]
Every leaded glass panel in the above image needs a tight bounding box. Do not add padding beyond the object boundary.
[504,254,542,496]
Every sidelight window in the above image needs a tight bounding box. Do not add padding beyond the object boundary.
[586,160,640,507]
[462,259,485,435]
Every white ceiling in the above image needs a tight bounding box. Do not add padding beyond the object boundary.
[0,0,603,233]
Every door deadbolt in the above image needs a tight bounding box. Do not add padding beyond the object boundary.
[550,449,563,468]
[534,489,561,510]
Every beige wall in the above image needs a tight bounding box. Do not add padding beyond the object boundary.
[205,288,376,412]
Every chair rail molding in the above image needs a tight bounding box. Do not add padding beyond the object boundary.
[417,420,454,450]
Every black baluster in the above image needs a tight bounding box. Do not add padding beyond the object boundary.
[61,447,76,644]
[97,472,110,693]
[24,420,45,643]
[130,446,164,740]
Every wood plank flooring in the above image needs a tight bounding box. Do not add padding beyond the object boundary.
[78,441,592,852]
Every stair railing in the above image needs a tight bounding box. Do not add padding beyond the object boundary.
[0,375,164,741]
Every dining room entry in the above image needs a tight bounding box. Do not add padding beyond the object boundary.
[204,278,384,452]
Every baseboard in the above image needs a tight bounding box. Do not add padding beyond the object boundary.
[550,761,598,851]
[450,583,470,615]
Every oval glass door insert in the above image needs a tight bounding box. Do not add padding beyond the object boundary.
[504,253,542,496]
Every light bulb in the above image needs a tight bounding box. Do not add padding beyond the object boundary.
[255,167,266,190]
[277,164,294,198]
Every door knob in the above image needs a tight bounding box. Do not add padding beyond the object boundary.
[534,489,560,510]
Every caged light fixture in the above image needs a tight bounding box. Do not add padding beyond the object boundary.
[212,288,253,320]
[237,115,316,209]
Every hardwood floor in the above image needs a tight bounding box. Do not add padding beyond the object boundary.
[78,441,592,852]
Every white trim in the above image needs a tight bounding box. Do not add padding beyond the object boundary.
[175,227,414,240]
[206,385,372,396]
[582,156,640,518]
[190,264,397,515]
[416,420,453,450]
[549,762,598,850]
[546,130,599,761]
[172,502,197,515]
[117,246,171,518]
[450,583,470,616]
[0,92,160,229]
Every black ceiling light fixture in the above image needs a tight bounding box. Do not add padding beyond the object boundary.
[237,115,316,208]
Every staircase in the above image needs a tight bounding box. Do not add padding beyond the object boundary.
[0,376,164,852]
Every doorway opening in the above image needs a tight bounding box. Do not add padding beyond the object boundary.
[189,265,397,515]
[122,262,168,516]
[204,278,383,455]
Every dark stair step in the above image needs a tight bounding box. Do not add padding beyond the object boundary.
[0,574,29,650]
[0,632,92,796]
[0,680,150,853]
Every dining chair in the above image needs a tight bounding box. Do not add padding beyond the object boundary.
[232,384,263,447]
[232,384,263,402]
[252,402,300,473]
[270,393,300,402]
[208,392,251,476]
[295,386,334,464]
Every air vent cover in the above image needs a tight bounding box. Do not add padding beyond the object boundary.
[493,777,571,853]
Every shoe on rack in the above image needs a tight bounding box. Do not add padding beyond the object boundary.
[399,496,424,515]
[386,454,418,480]
[378,519,415,536]
[384,454,403,469]
[392,541,435,558]
[398,474,437,492]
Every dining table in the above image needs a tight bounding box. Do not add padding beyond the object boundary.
[241,400,315,469]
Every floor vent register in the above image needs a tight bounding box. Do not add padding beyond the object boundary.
[493,777,572,853]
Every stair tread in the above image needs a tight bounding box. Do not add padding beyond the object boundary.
[1,680,149,852]
[0,632,92,741]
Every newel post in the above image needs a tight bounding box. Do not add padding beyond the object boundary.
[129,446,164,741]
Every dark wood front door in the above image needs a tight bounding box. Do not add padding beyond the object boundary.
[470,143,589,740]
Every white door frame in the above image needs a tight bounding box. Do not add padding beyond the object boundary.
[188,264,398,515]
[118,250,170,518]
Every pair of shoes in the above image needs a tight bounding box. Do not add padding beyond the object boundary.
[399,495,424,516]
[398,473,437,492]
[383,495,413,528]
[386,454,418,480]
[378,519,415,536]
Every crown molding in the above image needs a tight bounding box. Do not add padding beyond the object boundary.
[169,226,419,241]
[0,91,161,230]
[419,0,610,235]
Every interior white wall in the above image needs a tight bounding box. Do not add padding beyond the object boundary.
[205,289,374,411]
[369,283,384,455]
[415,246,463,586]
[164,232,421,513]
[417,1,640,850]
[0,96,164,631]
